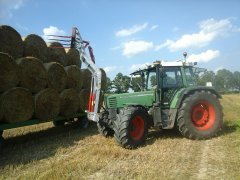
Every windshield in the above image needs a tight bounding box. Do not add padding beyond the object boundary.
[184,67,197,86]
[146,70,157,90]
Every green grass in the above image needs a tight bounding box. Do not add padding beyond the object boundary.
[0,94,240,179]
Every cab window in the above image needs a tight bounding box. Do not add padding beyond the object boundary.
[184,67,197,86]
[163,67,182,88]
[146,71,157,90]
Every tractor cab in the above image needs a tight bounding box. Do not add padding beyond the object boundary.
[131,61,198,108]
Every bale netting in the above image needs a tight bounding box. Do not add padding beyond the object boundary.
[48,42,67,66]
[0,25,23,59]
[16,57,48,94]
[44,62,67,92]
[23,34,48,62]
[60,89,80,117]
[65,65,83,91]
[34,88,60,120]
[0,87,34,123]
[79,89,90,112]
[81,69,92,90]
[100,68,107,92]
[0,52,19,93]
[65,48,81,67]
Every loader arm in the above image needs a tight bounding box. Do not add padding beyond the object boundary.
[71,27,101,122]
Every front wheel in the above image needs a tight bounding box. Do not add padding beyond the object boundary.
[97,112,114,137]
[177,91,223,139]
[114,107,149,149]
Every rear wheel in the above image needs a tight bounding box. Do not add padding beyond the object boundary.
[177,91,223,139]
[114,107,149,149]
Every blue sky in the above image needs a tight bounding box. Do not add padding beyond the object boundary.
[1,0,240,79]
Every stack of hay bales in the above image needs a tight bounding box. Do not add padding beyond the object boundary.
[0,25,107,124]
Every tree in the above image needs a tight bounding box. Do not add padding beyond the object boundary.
[112,73,131,93]
[131,76,142,92]
[233,71,240,91]
[106,77,113,94]
[215,69,234,92]
[197,71,215,86]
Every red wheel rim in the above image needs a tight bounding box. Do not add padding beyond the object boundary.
[130,116,145,140]
[191,101,216,130]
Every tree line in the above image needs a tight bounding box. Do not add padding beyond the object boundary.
[106,69,240,94]
[197,69,240,93]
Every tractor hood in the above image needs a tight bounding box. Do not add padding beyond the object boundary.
[105,91,155,109]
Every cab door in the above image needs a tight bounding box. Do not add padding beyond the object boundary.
[161,67,183,108]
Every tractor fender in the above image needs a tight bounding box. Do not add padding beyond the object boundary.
[173,86,221,109]
[122,104,153,127]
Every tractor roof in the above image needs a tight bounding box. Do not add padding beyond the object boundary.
[131,60,197,75]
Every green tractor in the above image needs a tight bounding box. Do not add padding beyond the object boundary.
[97,57,223,149]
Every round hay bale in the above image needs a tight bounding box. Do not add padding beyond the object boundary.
[0,52,19,93]
[44,62,67,92]
[66,48,81,67]
[0,25,23,59]
[0,87,34,123]
[23,34,48,62]
[79,89,90,112]
[60,89,80,117]
[16,57,48,94]
[34,88,60,120]
[65,65,83,91]
[81,69,92,90]
[48,42,67,66]
[100,68,107,92]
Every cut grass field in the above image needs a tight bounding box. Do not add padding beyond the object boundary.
[0,94,240,179]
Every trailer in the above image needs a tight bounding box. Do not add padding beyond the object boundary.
[0,27,102,147]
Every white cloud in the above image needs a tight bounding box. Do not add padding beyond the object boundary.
[122,40,154,57]
[156,18,233,52]
[150,25,158,31]
[104,66,117,73]
[155,40,173,51]
[0,0,26,18]
[130,62,151,71]
[115,23,148,37]
[187,49,220,63]
[42,26,66,41]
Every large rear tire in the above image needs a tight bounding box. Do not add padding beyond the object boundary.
[177,91,223,139]
[113,107,148,149]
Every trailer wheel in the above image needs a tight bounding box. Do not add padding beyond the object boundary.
[53,120,65,127]
[114,107,148,149]
[177,91,223,139]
